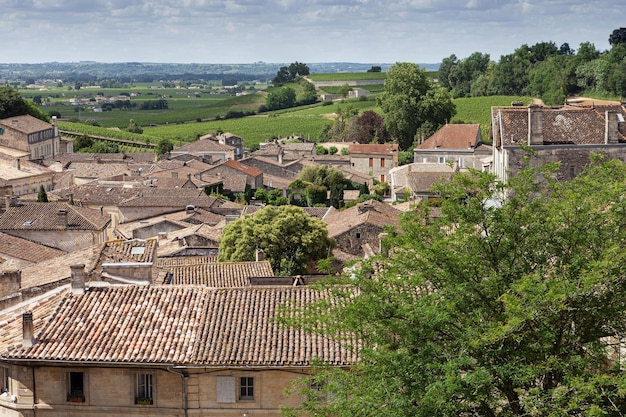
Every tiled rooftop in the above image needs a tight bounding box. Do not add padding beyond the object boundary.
[324,200,401,237]
[161,260,274,286]
[0,202,110,231]
[418,123,481,149]
[3,285,357,367]
[491,104,626,147]
[0,232,66,263]
[0,115,53,134]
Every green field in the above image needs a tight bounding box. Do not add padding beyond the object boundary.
[307,72,386,82]
[27,74,534,151]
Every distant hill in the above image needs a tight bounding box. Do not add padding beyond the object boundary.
[0,62,439,81]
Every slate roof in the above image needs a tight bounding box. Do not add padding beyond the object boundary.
[161,260,274,286]
[2,285,357,367]
[491,104,626,147]
[418,124,481,149]
[0,232,66,263]
[0,202,110,231]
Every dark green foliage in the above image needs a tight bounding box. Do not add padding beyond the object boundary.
[73,135,94,151]
[139,99,168,110]
[218,205,334,275]
[367,65,382,72]
[37,185,48,203]
[126,119,143,134]
[609,27,626,46]
[156,138,174,156]
[265,87,296,111]
[273,62,310,85]
[0,86,30,118]
[378,62,455,151]
[282,156,626,417]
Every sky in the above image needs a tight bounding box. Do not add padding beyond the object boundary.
[1,0,625,65]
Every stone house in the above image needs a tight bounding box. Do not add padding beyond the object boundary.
[347,143,399,184]
[0,202,110,252]
[389,162,457,202]
[170,136,236,163]
[197,160,263,193]
[0,278,356,417]
[324,199,401,257]
[0,153,55,196]
[0,115,71,160]
[491,103,626,183]
[414,123,492,171]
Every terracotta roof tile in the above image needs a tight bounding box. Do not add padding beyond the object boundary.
[418,124,481,149]
[3,285,357,367]
[324,200,401,238]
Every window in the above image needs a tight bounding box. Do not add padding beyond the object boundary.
[458,157,463,168]
[380,158,385,168]
[136,373,153,405]
[67,372,85,402]
[381,174,385,183]
[369,158,373,168]
[356,232,361,239]
[239,377,254,400]
[1,366,9,395]
[438,156,446,164]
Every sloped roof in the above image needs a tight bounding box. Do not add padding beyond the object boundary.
[174,138,234,153]
[0,232,66,263]
[418,124,481,149]
[407,170,454,194]
[221,159,263,177]
[162,260,274,286]
[156,255,218,268]
[491,104,626,147]
[0,115,53,134]
[68,162,133,179]
[2,285,357,367]
[0,202,110,231]
[18,246,100,289]
[324,200,401,237]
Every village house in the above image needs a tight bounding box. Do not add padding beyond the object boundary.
[0,115,72,159]
[170,136,236,163]
[347,143,399,184]
[324,199,401,258]
[0,231,66,271]
[0,151,55,197]
[0,202,110,252]
[491,103,626,183]
[414,123,492,171]
[197,160,263,194]
[0,271,356,417]
[389,162,457,202]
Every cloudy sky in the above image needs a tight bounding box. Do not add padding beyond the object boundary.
[1,0,624,65]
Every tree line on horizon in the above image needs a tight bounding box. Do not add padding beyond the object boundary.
[438,27,626,105]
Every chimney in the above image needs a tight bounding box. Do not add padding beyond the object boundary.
[528,105,544,145]
[22,311,35,347]
[5,195,11,210]
[255,248,264,262]
[70,264,86,295]
[278,147,284,165]
[158,231,168,240]
[185,204,195,215]
[605,111,621,144]
[11,119,18,127]
[52,115,59,137]
[56,208,68,229]
[13,159,20,171]
[187,172,192,180]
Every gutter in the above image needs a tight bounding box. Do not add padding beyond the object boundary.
[166,366,188,417]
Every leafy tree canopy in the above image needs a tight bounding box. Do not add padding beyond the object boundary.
[378,62,455,151]
[609,27,626,46]
[218,205,335,275]
[284,155,626,417]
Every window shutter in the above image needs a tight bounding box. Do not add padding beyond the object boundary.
[217,376,236,403]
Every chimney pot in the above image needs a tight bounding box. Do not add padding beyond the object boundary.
[255,248,264,262]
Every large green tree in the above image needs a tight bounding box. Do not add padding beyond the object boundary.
[283,155,626,417]
[378,62,455,151]
[218,205,334,275]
